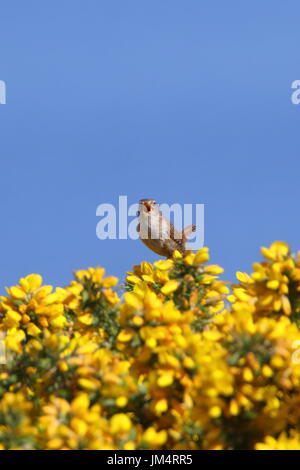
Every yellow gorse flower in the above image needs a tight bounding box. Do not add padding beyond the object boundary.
[0,242,300,449]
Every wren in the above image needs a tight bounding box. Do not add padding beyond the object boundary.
[137,199,196,258]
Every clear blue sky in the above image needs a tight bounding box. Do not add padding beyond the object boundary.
[0,1,299,291]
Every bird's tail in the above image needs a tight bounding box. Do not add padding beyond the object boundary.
[182,224,196,242]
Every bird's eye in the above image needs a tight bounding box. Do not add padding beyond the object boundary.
[136,211,140,216]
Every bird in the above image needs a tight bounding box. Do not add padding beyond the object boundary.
[137,198,196,258]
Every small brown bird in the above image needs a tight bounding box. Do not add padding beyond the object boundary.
[137,198,196,258]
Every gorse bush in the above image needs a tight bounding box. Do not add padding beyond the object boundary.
[1,241,300,450]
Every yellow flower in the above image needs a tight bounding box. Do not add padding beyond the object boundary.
[102,289,120,305]
[194,247,209,265]
[78,313,94,325]
[124,441,135,450]
[0,242,300,450]
[154,259,174,271]
[47,438,64,450]
[262,365,273,377]
[236,271,254,283]
[50,315,68,328]
[140,262,154,275]
[261,241,289,261]
[143,427,167,447]
[204,265,224,275]
[116,396,128,408]
[229,400,239,416]
[27,323,41,337]
[157,374,173,387]
[243,368,254,382]
[183,356,195,369]
[126,274,141,284]
[161,280,179,295]
[117,329,134,342]
[267,280,279,290]
[102,276,118,288]
[20,274,43,293]
[78,378,98,391]
[70,418,88,437]
[5,310,22,328]
[154,399,168,415]
[255,433,300,450]
[71,394,90,412]
[110,414,131,434]
[124,293,142,310]
[209,406,222,418]
[146,337,157,349]
[183,253,195,265]
[6,286,26,300]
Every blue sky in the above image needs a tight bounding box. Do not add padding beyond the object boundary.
[0,1,299,291]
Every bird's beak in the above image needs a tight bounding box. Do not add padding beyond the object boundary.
[143,202,151,212]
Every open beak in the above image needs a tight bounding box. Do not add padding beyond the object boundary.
[143,202,151,212]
